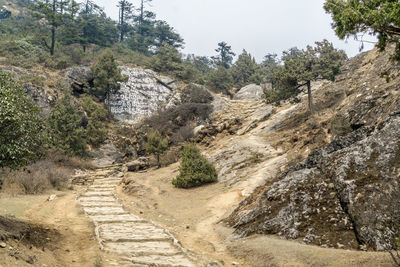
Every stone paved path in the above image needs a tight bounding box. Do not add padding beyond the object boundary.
[76,166,196,267]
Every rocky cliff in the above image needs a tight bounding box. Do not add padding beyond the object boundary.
[227,47,400,251]
[106,67,181,124]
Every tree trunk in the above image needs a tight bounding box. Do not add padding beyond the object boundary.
[119,3,125,42]
[139,0,144,35]
[50,0,56,56]
[307,80,314,114]
[50,26,55,56]
[157,154,160,168]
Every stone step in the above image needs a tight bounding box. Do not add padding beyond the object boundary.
[90,214,144,224]
[81,191,114,197]
[93,178,122,182]
[98,222,171,242]
[86,188,116,192]
[103,241,181,256]
[88,185,117,189]
[121,254,195,267]
[80,202,122,208]
[83,207,128,216]
[78,196,116,202]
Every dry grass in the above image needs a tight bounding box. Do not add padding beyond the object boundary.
[0,153,94,195]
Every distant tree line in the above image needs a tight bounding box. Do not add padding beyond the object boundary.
[26,0,183,56]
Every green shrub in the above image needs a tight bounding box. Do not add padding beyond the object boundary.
[146,130,168,168]
[143,103,212,137]
[47,96,86,156]
[206,66,234,95]
[180,84,213,104]
[0,70,45,170]
[172,144,217,188]
[91,49,127,100]
[80,96,108,148]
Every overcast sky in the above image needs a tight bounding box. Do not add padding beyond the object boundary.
[91,0,376,62]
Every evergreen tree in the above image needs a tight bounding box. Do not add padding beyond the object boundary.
[172,143,217,188]
[72,3,118,52]
[185,55,213,75]
[231,49,261,88]
[129,10,157,53]
[0,70,45,169]
[212,41,236,69]
[33,0,67,55]
[146,130,168,168]
[137,0,152,35]
[91,49,127,100]
[117,0,134,42]
[324,0,400,60]
[274,40,347,113]
[47,96,86,156]
[81,96,108,148]
[152,20,184,50]
[262,53,280,86]
[151,43,194,80]
[206,65,234,95]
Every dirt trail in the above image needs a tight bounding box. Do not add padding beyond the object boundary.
[76,166,196,267]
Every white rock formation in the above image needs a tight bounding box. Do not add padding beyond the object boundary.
[106,67,180,124]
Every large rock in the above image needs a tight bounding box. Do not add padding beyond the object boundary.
[229,115,400,250]
[106,67,181,124]
[233,84,265,101]
[22,84,53,117]
[126,157,150,172]
[64,66,93,94]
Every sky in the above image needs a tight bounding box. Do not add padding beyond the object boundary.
[90,0,376,62]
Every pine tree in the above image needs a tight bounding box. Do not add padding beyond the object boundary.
[47,96,86,156]
[146,130,168,168]
[172,144,217,188]
[206,66,234,95]
[91,49,127,100]
[151,43,183,73]
[324,0,400,60]
[33,0,65,55]
[117,0,134,42]
[212,41,236,69]
[274,40,347,113]
[81,96,108,148]
[231,49,261,88]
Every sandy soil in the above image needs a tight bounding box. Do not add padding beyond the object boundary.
[0,190,105,267]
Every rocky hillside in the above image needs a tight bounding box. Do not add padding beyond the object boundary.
[226,47,400,251]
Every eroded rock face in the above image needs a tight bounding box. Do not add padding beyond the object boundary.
[233,84,264,101]
[106,67,180,124]
[229,115,400,250]
[64,66,93,94]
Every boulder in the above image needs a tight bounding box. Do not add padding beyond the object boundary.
[233,84,265,101]
[64,66,93,94]
[126,157,150,172]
